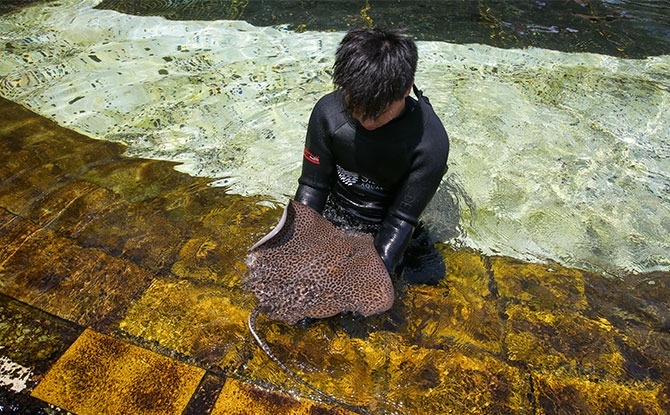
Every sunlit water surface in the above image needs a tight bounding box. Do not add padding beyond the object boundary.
[0,0,668,277]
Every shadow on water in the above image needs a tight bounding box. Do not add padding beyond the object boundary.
[93,0,670,58]
[1,96,669,413]
[0,0,55,16]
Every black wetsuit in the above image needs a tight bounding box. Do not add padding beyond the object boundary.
[295,87,449,272]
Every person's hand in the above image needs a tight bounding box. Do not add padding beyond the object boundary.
[374,216,415,274]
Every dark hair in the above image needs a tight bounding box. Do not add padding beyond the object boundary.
[333,28,418,119]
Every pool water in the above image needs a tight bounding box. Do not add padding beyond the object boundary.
[0,1,669,414]
[95,0,670,58]
[1,0,667,276]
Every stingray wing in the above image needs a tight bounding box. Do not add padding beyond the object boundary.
[245,200,394,324]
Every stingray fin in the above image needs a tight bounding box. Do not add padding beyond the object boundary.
[249,200,293,251]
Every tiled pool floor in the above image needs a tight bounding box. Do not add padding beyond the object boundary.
[0,97,344,414]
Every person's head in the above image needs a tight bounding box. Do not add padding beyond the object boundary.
[333,28,418,129]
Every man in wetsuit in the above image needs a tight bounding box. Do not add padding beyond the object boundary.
[294,28,450,274]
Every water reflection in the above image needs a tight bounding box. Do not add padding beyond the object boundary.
[1,0,667,276]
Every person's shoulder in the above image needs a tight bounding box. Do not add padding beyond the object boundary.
[414,95,449,157]
[311,91,347,123]
[314,90,342,110]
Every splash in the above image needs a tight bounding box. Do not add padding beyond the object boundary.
[0,0,668,276]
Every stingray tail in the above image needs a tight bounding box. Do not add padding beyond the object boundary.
[248,307,371,415]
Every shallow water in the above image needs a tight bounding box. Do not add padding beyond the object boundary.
[1,3,669,413]
[0,77,668,414]
[0,0,668,278]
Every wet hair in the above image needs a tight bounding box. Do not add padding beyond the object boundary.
[333,28,418,120]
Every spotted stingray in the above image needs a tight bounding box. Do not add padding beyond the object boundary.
[244,200,394,414]
[244,200,394,324]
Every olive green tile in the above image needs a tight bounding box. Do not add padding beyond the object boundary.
[244,314,382,408]
[0,97,123,171]
[383,346,529,415]
[491,256,588,311]
[401,245,503,353]
[583,271,670,384]
[0,293,82,380]
[0,164,62,215]
[0,119,120,217]
[171,236,226,283]
[504,302,626,379]
[439,244,491,296]
[0,207,41,262]
[22,179,100,229]
[80,158,196,204]
[170,199,279,286]
[404,282,504,354]
[78,203,185,275]
[532,372,666,415]
[0,217,153,329]
[243,314,527,414]
[0,146,41,186]
[41,186,127,240]
[170,233,250,287]
[31,328,205,415]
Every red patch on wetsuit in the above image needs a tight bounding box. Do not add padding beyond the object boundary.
[304,147,320,165]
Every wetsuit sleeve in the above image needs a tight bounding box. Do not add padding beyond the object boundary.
[294,98,335,213]
[376,114,450,272]
[391,113,450,225]
[374,216,415,273]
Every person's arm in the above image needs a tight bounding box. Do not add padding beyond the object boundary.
[294,97,336,212]
[375,114,449,273]
[294,183,328,213]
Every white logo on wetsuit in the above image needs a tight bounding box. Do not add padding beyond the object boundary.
[336,165,383,191]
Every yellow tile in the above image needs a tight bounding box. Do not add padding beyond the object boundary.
[119,278,250,368]
[211,377,347,415]
[31,328,204,415]
[532,372,665,415]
